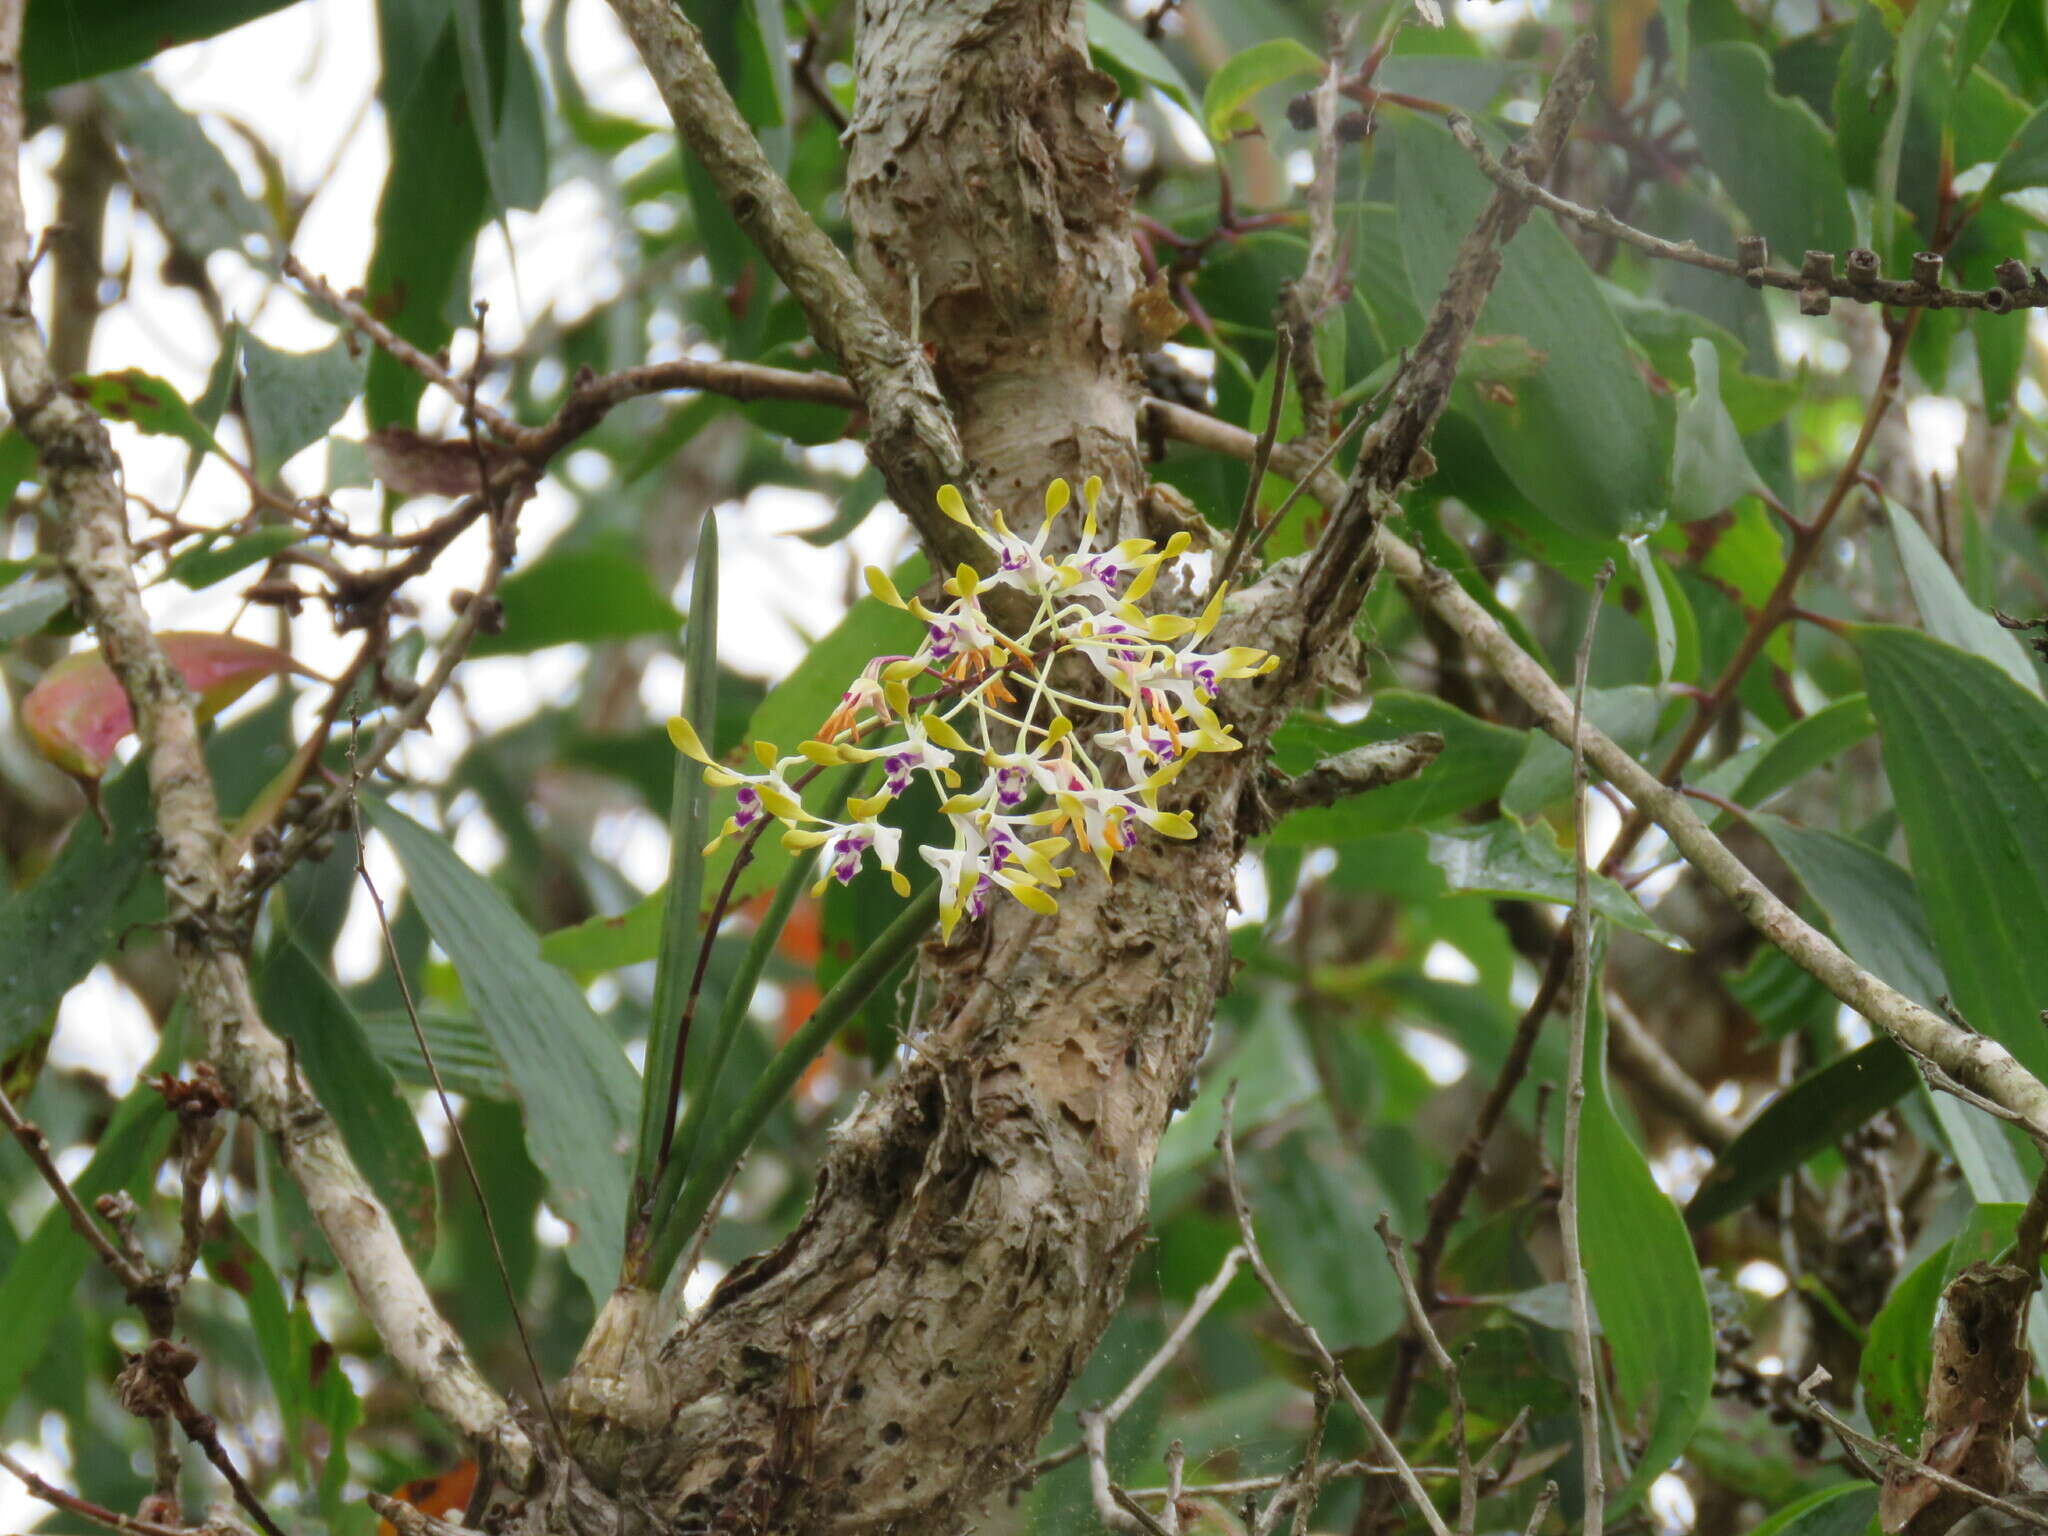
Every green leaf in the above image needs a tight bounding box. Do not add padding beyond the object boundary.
[451,0,549,211]
[1715,696,1878,816]
[362,21,491,427]
[1201,36,1322,139]
[0,573,67,643]
[24,0,302,92]
[1268,693,1528,845]
[0,1014,184,1418]
[1685,43,1856,262]
[1687,1040,1915,1225]
[1860,1239,1949,1447]
[166,526,303,591]
[1670,337,1767,522]
[637,515,719,1189]
[1754,813,1947,1010]
[242,334,366,481]
[1881,496,2040,695]
[1086,2,1200,120]
[1957,0,2018,84]
[1577,962,1715,1511]
[1874,0,1945,260]
[1985,99,2048,196]
[256,938,438,1267]
[71,369,218,457]
[184,323,241,498]
[1750,1486,1880,1536]
[471,544,684,657]
[363,795,636,1300]
[0,762,153,1062]
[1393,113,1667,540]
[1426,820,1680,944]
[1861,628,2048,1084]
[358,1007,512,1098]
[96,69,272,257]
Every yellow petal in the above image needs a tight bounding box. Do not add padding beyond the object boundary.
[1083,475,1102,515]
[1147,810,1198,839]
[937,484,972,524]
[1195,585,1228,641]
[1009,883,1059,916]
[754,739,779,768]
[921,711,972,751]
[848,792,890,819]
[890,871,912,897]
[866,566,906,608]
[1045,478,1070,518]
[1123,561,1163,603]
[667,716,715,764]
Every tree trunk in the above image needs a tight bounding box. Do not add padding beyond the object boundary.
[570,4,1273,1531]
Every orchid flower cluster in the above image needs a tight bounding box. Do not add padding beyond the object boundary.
[668,477,1278,938]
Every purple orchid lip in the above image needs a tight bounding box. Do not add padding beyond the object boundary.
[734,785,764,827]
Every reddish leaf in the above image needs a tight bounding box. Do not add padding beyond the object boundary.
[23,632,306,782]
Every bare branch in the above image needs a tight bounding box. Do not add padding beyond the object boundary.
[1263,733,1444,817]
[600,0,978,568]
[1218,1085,1454,1536]
[0,1445,193,1536]
[1448,116,2046,316]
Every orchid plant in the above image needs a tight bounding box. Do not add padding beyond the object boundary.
[668,478,1278,938]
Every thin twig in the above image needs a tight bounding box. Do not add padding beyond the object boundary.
[0,1082,148,1292]
[1032,1245,1247,1478]
[1447,115,2045,314]
[2012,1157,2048,1279]
[1522,1480,1560,1536]
[1797,1369,2048,1533]
[1218,1085,1454,1536]
[1123,1460,1465,1501]
[0,1446,191,1536]
[349,727,561,1449]
[1239,404,1372,572]
[1561,559,1615,1536]
[1377,1216,1475,1536]
[1209,327,1293,602]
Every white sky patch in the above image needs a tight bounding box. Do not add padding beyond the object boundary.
[1230,854,1270,929]
[1905,395,1967,483]
[50,966,158,1096]
[1398,1025,1468,1086]
[1736,1258,1789,1298]
[1652,1145,1713,1203]
[1836,1006,1874,1051]
[0,1416,74,1534]
[1648,1470,1697,1535]
[535,1203,572,1248]
[1422,940,1478,985]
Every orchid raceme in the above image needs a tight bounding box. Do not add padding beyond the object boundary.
[672,479,1277,937]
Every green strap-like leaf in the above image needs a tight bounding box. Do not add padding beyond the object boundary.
[364,795,636,1300]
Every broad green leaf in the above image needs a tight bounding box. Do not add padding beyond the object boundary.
[1685,43,1855,261]
[0,1014,184,1418]
[452,0,549,211]
[1086,2,1200,120]
[1670,337,1767,522]
[71,369,219,457]
[1860,1239,1949,1447]
[1577,960,1715,1511]
[23,632,302,780]
[97,69,271,257]
[1873,0,1944,260]
[256,938,438,1267]
[1754,814,1947,1010]
[25,0,303,91]
[0,573,67,643]
[1749,1485,1879,1536]
[358,1008,513,1099]
[1881,496,2039,695]
[471,545,684,657]
[1861,629,2048,1083]
[1687,1040,1915,1225]
[1394,113,1666,539]
[363,21,491,427]
[364,796,636,1300]
[1714,696,1877,816]
[1984,99,2048,196]
[1957,0,2018,84]
[0,762,153,1061]
[241,333,366,481]
[1202,36,1322,139]
[183,323,240,497]
[1267,693,1527,845]
[166,526,303,591]
[1425,820,1679,944]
